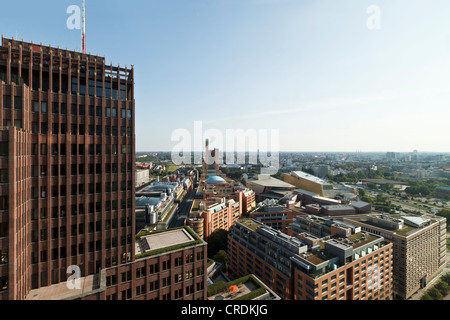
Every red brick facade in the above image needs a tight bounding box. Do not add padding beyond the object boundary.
[0,37,135,299]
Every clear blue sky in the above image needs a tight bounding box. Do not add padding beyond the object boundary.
[1,0,450,152]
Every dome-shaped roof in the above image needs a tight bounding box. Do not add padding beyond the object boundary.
[205,176,226,184]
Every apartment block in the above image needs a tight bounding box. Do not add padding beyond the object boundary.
[228,218,393,300]
[187,197,240,240]
[343,213,447,299]
[249,201,305,233]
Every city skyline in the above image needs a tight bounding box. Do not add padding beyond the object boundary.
[1,0,450,153]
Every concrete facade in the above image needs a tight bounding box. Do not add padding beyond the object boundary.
[343,213,447,299]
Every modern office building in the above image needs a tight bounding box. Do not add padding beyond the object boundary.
[0,37,206,301]
[342,213,447,299]
[246,174,296,202]
[0,37,135,299]
[228,218,393,300]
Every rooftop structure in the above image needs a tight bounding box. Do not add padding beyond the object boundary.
[26,272,106,300]
[205,176,227,184]
[283,171,335,198]
[291,171,327,184]
[207,274,281,301]
[247,174,296,202]
[135,228,195,255]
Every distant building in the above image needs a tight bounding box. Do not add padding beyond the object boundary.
[436,187,450,198]
[201,139,221,179]
[247,174,296,202]
[386,152,397,160]
[321,205,356,216]
[312,165,329,178]
[361,179,407,190]
[283,171,335,198]
[136,169,150,188]
[351,201,372,214]
[293,189,320,205]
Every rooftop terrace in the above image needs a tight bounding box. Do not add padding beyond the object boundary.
[345,214,439,237]
[135,226,203,259]
[238,218,264,232]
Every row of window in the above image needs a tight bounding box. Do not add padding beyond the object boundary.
[31,143,132,157]
[71,77,129,101]
[31,163,133,177]
[33,237,132,263]
[32,224,132,244]
[31,204,133,221]
[31,100,132,118]
[106,281,204,301]
[31,252,133,290]
[31,121,132,137]
[1,96,132,119]
[31,181,132,201]
[2,95,22,109]
[106,265,204,289]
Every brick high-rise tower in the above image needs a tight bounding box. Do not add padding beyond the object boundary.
[0,36,135,299]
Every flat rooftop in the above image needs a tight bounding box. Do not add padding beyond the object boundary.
[26,274,103,300]
[238,218,264,231]
[344,214,440,237]
[135,228,195,255]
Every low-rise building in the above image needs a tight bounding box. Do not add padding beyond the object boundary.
[26,227,208,300]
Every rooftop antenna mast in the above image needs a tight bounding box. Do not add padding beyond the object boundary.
[82,0,86,53]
